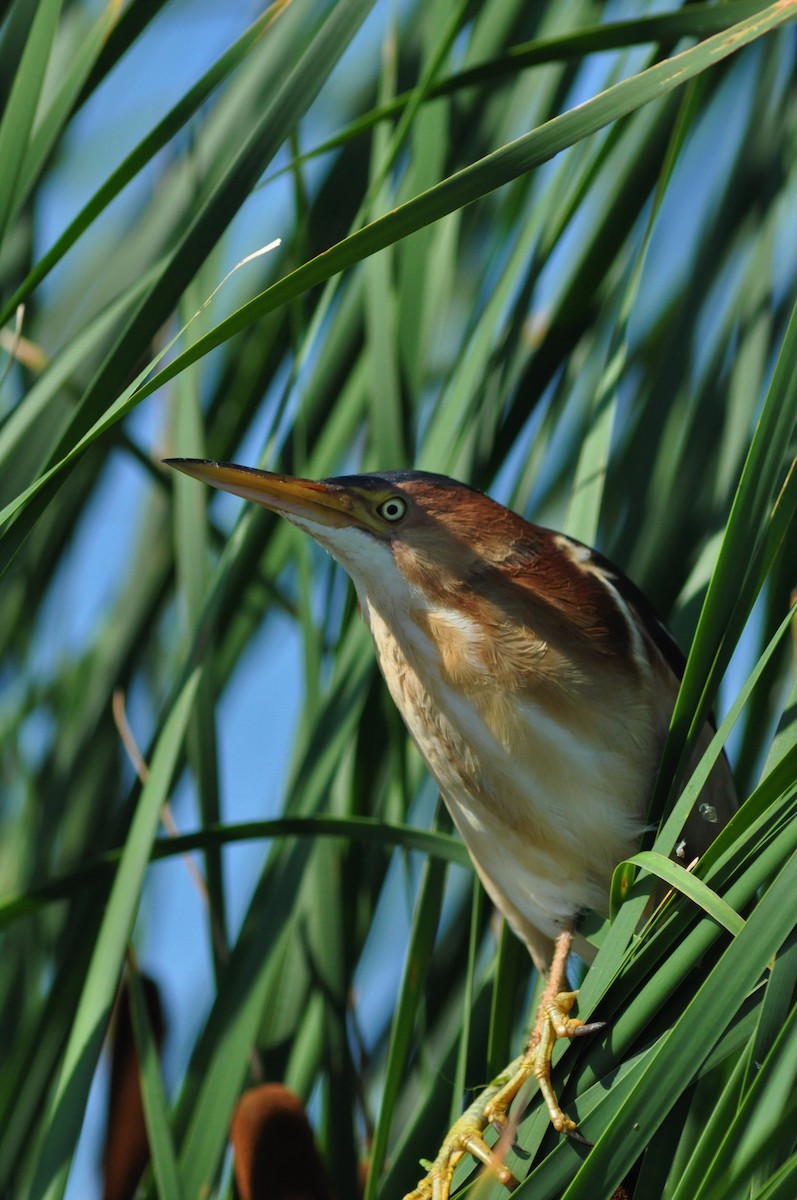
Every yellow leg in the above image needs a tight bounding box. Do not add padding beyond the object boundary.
[483,987,600,1137]
[402,930,601,1200]
[402,1064,522,1200]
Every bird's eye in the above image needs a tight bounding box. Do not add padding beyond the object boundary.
[377,496,407,523]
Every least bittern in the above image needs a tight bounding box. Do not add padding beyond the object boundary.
[166,461,737,1199]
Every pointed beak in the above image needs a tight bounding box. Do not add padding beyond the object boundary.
[164,459,360,528]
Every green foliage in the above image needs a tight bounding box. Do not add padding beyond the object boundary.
[1,2,795,1199]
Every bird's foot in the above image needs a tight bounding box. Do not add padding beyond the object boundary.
[401,1064,522,1200]
[485,990,603,1139]
[402,991,603,1200]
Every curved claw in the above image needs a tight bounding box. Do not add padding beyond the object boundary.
[572,1020,606,1038]
[566,1126,594,1147]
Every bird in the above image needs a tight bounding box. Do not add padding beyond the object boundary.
[165,459,737,1200]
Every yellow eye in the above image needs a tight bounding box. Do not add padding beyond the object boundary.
[377,496,407,523]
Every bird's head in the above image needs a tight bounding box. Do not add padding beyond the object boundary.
[163,459,521,610]
[165,458,657,679]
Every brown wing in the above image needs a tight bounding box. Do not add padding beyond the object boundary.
[582,541,738,853]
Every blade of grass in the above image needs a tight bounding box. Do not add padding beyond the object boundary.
[658,1051,750,1200]
[128,962,185,1200]
[173,288,227,971]
[615,594,797,900]
[658,291,797,802]
[3,0,792,568]
[365,18,404,469]
[451,879,487,1124]
[0,818,469,927]
[561,846,797,1200]
[0,0,379,575]
[256,1,774,194]
[565,79,701,542]
[487,919,529,1078]
[28,669,200,1200]
[691,1008,797,1199]
[8,0,123,229]
[364,846,448,1200]
[170,901,298,1200]
[624,851,745,936]
[130,0,797,412]
[0,1,291,328]
[0,0,61,247]
[749,1154,797,1200]
[669,932,797,1199]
